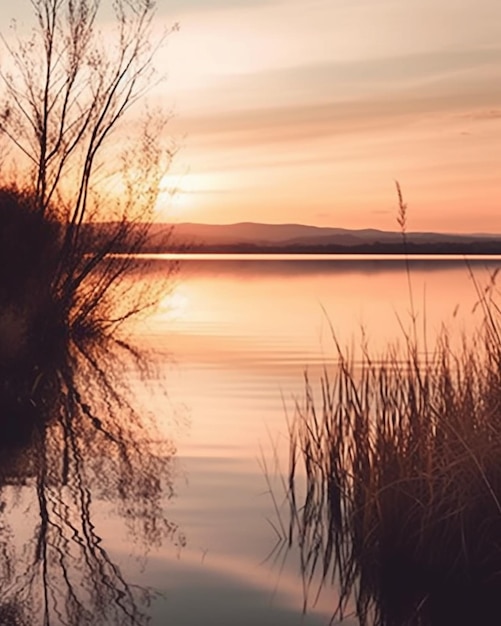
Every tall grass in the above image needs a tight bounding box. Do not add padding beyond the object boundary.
[285,195,501,625]
[288,295,501,625]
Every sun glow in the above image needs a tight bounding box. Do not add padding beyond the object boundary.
[154,172,222,221]
[157,289,189,322]
[154,172,197,219]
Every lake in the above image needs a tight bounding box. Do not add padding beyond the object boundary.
[8,254,501,625]
[109,254,501,626]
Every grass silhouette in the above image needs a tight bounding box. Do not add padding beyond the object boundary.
[284,188,501,626]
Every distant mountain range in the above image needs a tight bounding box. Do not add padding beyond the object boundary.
[88,222,501,255]
[156,222,501,254]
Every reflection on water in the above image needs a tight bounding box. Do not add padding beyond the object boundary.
[4,255,501,625]
[283,353,501,625]
[267,259,501,626]
[0,333,181,625]
[135,255,501,625]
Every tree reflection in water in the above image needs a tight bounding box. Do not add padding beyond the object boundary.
[0,334,182,625]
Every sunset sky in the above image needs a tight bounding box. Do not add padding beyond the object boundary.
[7,0,501,232]
[157,0,501,233]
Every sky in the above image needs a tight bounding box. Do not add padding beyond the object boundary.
[5,0,501,232]
[153,0,501,232]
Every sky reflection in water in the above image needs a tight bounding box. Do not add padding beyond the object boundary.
[131,256,501,624]
[4,256,501,625]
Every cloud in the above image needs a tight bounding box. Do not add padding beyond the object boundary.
[157,0,280,18]
[175,75,501,151]
[222,46,501,91]
[180,187,231,195]
[461,109,501,121]
[169,42,501,143]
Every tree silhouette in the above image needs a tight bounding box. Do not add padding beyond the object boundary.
[0,4,182,623]
[0,336,183,625]
[0,0,177,339]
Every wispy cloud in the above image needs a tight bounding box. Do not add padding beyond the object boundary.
[159,0,501,230]
[158,0,278,16]
[174,75,501,151]
[461,109,501,121]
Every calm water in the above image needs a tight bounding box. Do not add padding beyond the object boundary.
[48,256,501,624]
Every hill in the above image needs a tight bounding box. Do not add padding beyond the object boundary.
[84,222,501,254]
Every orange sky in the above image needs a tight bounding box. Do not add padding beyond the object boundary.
[6,0,501,232]
[156,0,501,233]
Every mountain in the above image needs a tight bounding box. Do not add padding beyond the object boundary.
[84,222,501,254]
[162,222,501,253]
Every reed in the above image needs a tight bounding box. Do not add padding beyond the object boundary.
[287,305,501,625]
[286,192,501,625]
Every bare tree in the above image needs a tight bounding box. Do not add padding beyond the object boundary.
[0,0,177,338]
[0,5,182,623]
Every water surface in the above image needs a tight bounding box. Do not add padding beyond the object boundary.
[118,254,501,625]
[7,255,496,624]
